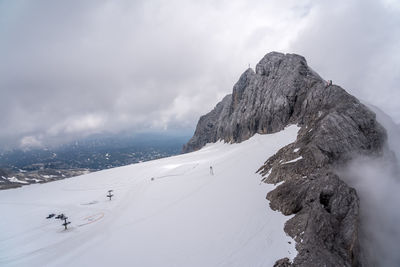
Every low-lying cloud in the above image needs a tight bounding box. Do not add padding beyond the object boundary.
[338,111,400,266]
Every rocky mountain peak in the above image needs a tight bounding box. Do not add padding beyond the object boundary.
[183,51,387,266]
[184,52,384,156]
[255,52,306,76]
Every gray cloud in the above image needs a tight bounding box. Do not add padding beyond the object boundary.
[336,106,400,265]
[340,155,400,266]
[0,0,399,149]
[288,0,400,123]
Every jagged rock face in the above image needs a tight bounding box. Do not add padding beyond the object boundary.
[183,52,384,156]
[183,52,387,266]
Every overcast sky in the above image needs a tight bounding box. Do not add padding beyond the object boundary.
[1,0,399,149]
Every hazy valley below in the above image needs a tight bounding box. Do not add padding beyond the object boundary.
[0,132,191,189]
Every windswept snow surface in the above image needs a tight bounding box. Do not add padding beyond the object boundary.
[0,125,299,267]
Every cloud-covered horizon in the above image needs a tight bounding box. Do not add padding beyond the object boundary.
[1,0,399,149]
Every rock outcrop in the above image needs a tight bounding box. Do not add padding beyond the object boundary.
[183,52,387,266]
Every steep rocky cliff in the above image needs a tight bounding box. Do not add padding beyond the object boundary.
[183,52,387,266]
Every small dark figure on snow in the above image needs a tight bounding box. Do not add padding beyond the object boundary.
[107,190,114,200]
[46,213,55,219]
[210,166,214,175]
[55,213,65,220]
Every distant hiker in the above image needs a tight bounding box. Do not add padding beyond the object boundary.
[210,166,214,175]
[325,80,332,87]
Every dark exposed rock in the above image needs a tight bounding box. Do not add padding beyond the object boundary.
[273,257,292,267]
[0,168,8,176]
[182,94,232,153]
[183,52,387,266]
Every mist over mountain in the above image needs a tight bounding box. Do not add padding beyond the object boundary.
[342,104,400,266]
[1,1,400,266]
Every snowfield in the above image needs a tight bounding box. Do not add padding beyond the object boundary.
[0,125,299,267]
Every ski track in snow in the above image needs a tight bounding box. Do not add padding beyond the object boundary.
[0,125,299,267]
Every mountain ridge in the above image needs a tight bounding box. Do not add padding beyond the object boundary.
[183,52,387,266]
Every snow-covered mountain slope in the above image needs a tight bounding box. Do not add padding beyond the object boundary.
[0,125,299,267]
